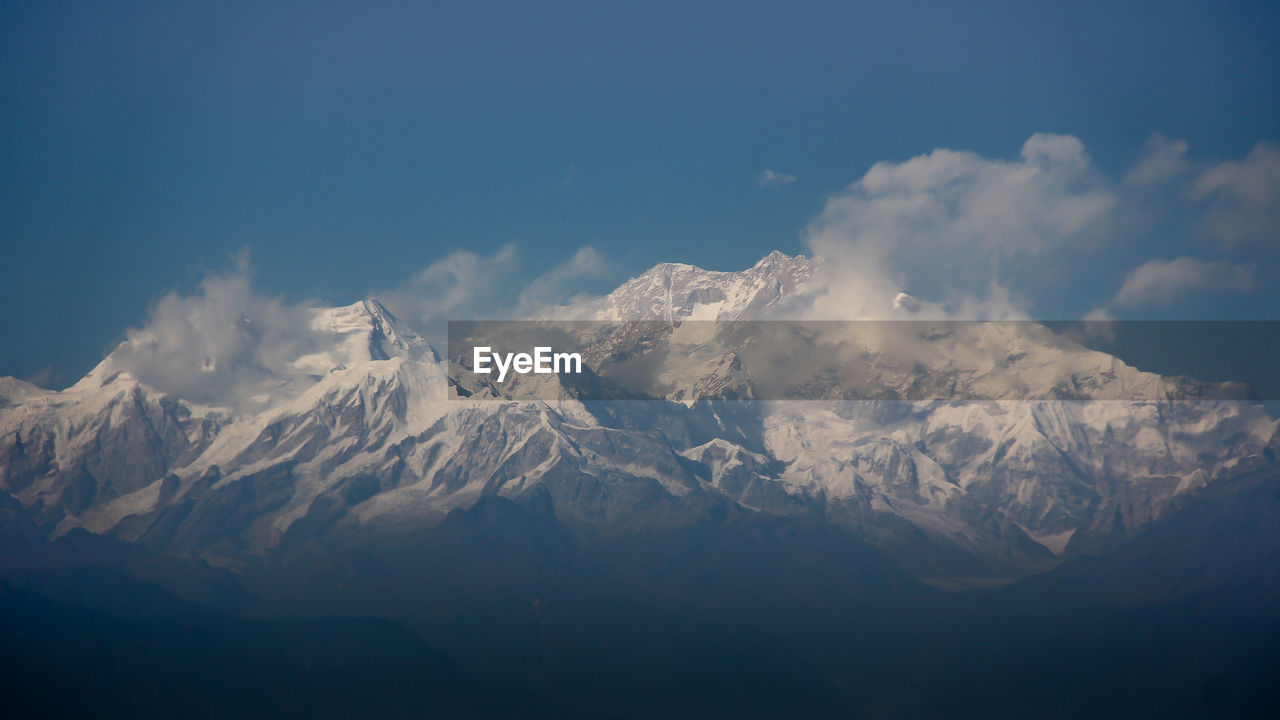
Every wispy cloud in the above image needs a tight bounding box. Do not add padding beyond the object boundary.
[757,169,796,187]
[1125,133,1190,187]
[516,246,612,312]
[379,244,520,330]
[20,365,57,389]
[1193,141,1280,247]
[378,244,618,341]
[1108,257,1254,310]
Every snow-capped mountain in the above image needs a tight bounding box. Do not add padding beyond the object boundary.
[1,255,1276,579]
[588,250,812,322]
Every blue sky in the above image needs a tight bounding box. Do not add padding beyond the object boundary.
[2,0,1278,385]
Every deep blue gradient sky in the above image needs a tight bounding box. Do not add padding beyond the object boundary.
[2,0,1278,384]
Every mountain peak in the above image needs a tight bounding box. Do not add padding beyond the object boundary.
[598,251,812,321]
[362,297,392,317]
[308,299,433,367]
[753,249,804,268]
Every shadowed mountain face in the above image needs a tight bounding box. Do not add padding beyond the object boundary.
[3,481,1277,719]
[2,254,1279,717]
[0,567,559,719]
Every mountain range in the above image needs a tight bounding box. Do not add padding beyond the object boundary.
[3,252,1274,579]
[2,252,1279,717]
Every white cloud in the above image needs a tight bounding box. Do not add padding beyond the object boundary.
[1125,133,1190,187]
[378,243,619,339]
[111,244,620,404]
[97,133,1280,405]
[1107,257,1254,309]
[757,169,796,187]
[111,253,322,404]
[378,244,520,331]
[1193,141,1280,247]
[791,133,1116,319]
[516,246,612,312]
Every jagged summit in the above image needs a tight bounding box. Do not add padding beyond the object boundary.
[361,297,426,356]
[311,298,435,367]
[753,249,804,268]
[598,251,811,322]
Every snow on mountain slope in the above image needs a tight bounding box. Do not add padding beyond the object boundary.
[760,399,1276,570]
[1,253,1276,579]
[0,295,711,554]
[0,299,445,540]
[595,250,811,322]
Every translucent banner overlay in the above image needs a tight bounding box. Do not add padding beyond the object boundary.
[447,320,1280,402]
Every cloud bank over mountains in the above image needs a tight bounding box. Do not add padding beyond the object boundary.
[796,133,1115,320]
[102,132,1278,398]
[796,132,1278,322]
[368,132,1273,327]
